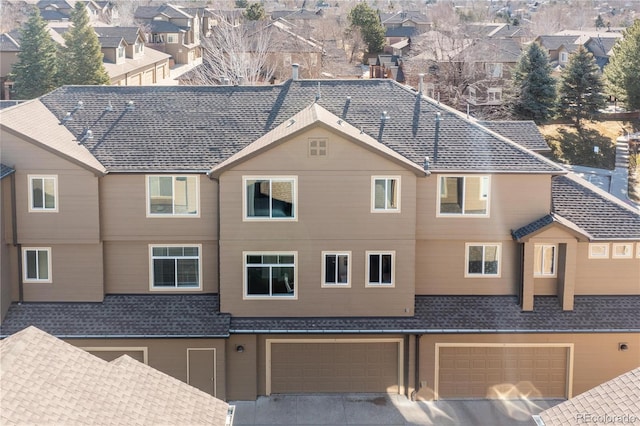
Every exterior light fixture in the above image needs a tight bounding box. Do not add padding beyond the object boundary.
[235,345,245,353]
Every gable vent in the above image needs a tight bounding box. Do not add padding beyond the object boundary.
[309,138,327,157]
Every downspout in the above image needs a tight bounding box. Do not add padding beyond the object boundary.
[411,334,421,401]
[10,172,22,303]
[404,335,410,398]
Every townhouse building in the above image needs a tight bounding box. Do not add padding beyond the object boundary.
[0,75,638,402]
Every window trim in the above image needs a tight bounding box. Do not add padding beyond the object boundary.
[28,175,58,212]
[242,176,298,222]
[465,243,501,278]
[321,251,351,288]
[371,176,401,213]
[588,243,609,259]
[612,243,633,259]
[148,244,202,291]
[437,175,491,217]
[22,247,52,283]
[243,251,298,300]
[146,175,200,218]
[533,244,557,277]
[637,243,640,259]
[365,251,396,287]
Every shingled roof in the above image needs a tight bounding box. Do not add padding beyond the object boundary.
[0,295,230,338]
[26,80,563,174]
[477,120,551,152]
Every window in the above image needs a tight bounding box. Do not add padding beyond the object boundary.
[23,248,51,283]
[438,175,490,216]
[560,52,568,63]
[589,243,609,259]
[245,252,296,298]
[372,176,400,212]
[147,175,198,216]
[466,243,501,277]
[366,251,395,286]
[149,245,201,289]
[244,177,296,220]
[468,87,477,102]
[134,40,144,54]
[486,63,503,78]
[166,33,178,44]
[117,44,125,58]
[534,244,556,276]
[309,138,327,157]
[487,88,502,103]
[28,175,57,212]
[322,252,350,287]
[612,243,633,259]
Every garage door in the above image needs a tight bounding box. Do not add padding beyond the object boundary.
[269,340,401,394]
[437,345,569,399]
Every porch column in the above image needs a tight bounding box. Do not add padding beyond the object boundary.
[521,242,535,311]
[557,241,577,311]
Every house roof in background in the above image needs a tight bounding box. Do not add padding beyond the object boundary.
[0,326,229,425]
[535,35,580,50]
[21,80,564,174]
[0,163,15,179]
[537,368,640,426]
[477,120,551,152]
[102,46,170,77]
[0,32,21,51]
[454,37,521,62]
[385,27,419,38]
[381,11,430,25]
[135,4,193,20]
[0,295,230,338]
[94,26,142,45]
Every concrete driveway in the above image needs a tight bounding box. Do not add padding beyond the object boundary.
[229,394,563,425]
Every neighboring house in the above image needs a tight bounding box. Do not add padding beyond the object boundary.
[534,367,640,426]
[93,26,171,86]
[369,54,405,83]
[0,31,20,100]
[37,0,114,23]
[535,35,583,69]
[0,75,639,403]
[380,11,431,34]
[535,31,622,71]
[134,3,201,66]
[0,326,230,425]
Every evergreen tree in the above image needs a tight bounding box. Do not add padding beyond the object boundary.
[595,14,604,30]
[512,42,556,123]
[557,46,606,129]
[57,2,109,85]
[244,2,266,21]
[604,19,640,111]
[348,3,386,54]
[11,9,59,99]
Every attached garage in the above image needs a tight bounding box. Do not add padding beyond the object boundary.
[267,339,403,395]
[436,344,571,399]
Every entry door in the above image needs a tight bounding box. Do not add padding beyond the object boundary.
[187,348,216,396]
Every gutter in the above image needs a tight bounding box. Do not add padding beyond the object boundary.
[227,328,640,334]
[0,333,230,340]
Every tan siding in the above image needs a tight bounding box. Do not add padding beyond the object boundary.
[415,240,519,295]
[226,335,258,400]
[22,243,103,302]
[575,243,640,294]
[104,241,218,293]
[1,179,14,320]
[66,338,227,400]
[100,174,217,241]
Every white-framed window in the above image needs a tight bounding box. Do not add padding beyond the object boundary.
[322,251,350,287]
[637,243,640,258]
[134,40,144,54]
[465,243,501,277]
[589,243,609,259]
[117,44,125,59]
[372,176,400,212]
[612,243,633,259]
[28,175,58,212]
[487,88,502,103]
[244,252,296,298]
[486,62,503,78]
[166,33,179,44]
[22,247,52,283]
[146,175,199,217]
[468,87,477,102]
[438,175,490,216]
[243,176,296,220]
[534,244,556,277]
[560,51,568,63]
[149,245,201,290]
[366,251,395,287]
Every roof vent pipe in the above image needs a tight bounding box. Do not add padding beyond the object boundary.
[418,73,424,94]
[292,63,299,81]
[222,77,230,85]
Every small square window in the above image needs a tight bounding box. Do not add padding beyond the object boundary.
[28,175,57,212]
[309,138,327,157]
[322,252,350,287]
[612,243,633,259]
[372,176,400,212]
[589,243,609,259]
[366,251,395,286]
[23,248,51,283]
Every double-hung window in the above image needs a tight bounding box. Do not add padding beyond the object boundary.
[366,251,395,286]
[466,243,501,277]
[322,252,350,287]
[149,245,201,290]
[372,176,400,212]
[29,175,57,212]
[438,175,490,216]
[23,248,51,283]
[245,252,296,298]
[147,175,198,216]
[534,244,556,276]
[244,177,296,220]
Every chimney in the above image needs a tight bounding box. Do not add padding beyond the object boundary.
[418,73,425,94]
[292,63,299,81]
